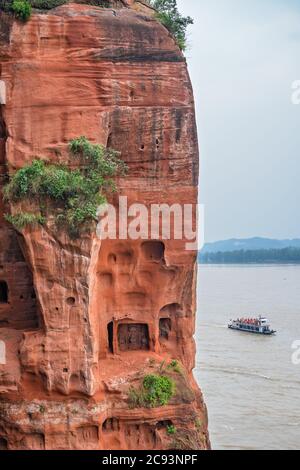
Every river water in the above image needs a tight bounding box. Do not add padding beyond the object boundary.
[195,264,300,450]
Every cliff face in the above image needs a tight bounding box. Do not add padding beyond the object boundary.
[0,3,209,450]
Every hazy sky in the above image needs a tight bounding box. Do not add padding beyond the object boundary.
[177,0,300,242]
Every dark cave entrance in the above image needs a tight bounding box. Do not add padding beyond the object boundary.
[141,241,165,261]
[102,418,120,433]
[0,437,8,449]
[0,281,8,303]
[107,321,114,354]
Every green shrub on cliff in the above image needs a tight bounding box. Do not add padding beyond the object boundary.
[29,0,67,8]
[29,0,112,8]
[166,424,177,435]
[1,0,114,18]
[143,374,175,406]
[4,212,45,230]
[11,0,32,20]
[147,0,193,51]
[1,0,119,13]
[4,137,126,238]
[128,374,175,408]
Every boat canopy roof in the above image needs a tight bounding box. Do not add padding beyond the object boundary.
[231,316,270,324]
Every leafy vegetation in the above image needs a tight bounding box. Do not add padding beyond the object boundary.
[199,247,300,264]
[30,0,112,7]
[29,0,67,8]
[4,213,45,230]
[4,137,126,238]
[128,374,175,409]
[147,0,193,51]
[167,359,181,374]
[0,0,116,20]
[195,418,202,430]
[143,374,174,406]
[11,0,32,20]
[166,424,177,435]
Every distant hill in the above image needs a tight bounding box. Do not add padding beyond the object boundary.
[201,237,300,254]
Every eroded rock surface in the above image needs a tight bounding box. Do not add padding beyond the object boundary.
[0,2,210,450]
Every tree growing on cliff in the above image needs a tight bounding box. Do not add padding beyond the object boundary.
[147,0,193,51]
[11,0,31,20]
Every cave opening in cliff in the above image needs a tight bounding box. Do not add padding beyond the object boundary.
[160,303,183,318]
[0,437,8,449]
[141,241,165,262]
[0,118,5,138]
[107,132,113,148]
[159,318,171,340]
[118,323,150,351]
[102,418,120,433]
[156,420,173,430]
[0,100,7,166]
[107,321,114,354]
[0,281,8,303]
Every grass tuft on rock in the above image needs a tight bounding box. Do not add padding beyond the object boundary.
[3,137,126,238]
[4,212,45,230]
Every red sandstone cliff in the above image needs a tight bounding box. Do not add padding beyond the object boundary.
[0,2,210,450]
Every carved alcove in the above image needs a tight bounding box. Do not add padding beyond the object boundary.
[123,422,157,450]
[117,323,150,352]
[158,303,184,353]
[141,241,165,262]
[101,417,122,450]
[18,433,45,450]
[72,426,99,450]
[102,417,120,433]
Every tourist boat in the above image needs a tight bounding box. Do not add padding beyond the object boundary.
[228,316,276,335]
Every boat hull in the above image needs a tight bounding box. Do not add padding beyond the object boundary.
[228,325,276,335]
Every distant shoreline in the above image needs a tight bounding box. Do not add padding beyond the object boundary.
[198,261,300,264]
[198,247,300,264]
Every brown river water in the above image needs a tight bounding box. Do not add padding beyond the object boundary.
[195,264,300,450]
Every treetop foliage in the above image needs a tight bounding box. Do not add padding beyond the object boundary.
[147,0,193,51]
